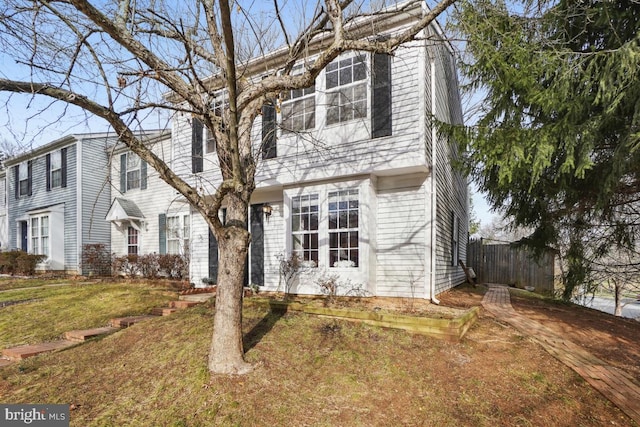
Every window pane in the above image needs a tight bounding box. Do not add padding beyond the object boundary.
[326,70,338,89]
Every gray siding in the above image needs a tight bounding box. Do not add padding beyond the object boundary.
[79,137,114,253]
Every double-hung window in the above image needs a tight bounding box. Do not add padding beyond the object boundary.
[328,190,359,267]
[127,226,139,255]
[291,194,319,266]
[50,151,62,188]
[30,215,49,257]
[326,54,367,125]
[282,84,316,132]
[206,95,227,154]
[167,214,190,255]
[19,163,29,197]
[126,153,141,190]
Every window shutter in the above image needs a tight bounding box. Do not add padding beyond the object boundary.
[140,160,147,190]
[120,153,127,193]
[61,147,67,188]
[261,102,277,160]
[208,229,219,284]
[250,204,265,286]
[372,52,392,138]
[27,160,32,196]
[192,118,203,173]
[158,213,166,255]
[13,166,18,199]
[46,153,51,191]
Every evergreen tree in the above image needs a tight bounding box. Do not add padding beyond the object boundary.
[450,0,640,298]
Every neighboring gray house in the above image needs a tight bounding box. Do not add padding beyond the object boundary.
[5,133,115,273]
[171,1,469,299]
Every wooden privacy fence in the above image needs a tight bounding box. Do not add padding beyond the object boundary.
[467,239,559,293]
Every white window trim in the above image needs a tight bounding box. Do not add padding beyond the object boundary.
[126,153,141,191]
[50,150,62,188]
[325,53,368,126]
[29,213,50,260]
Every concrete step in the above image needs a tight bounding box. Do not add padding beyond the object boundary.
[178,293,215,303]
[169,300,201,309]
[64,327,118,342]
[151,307,178,316]
[109,315,156,328]
[2,340,76,361]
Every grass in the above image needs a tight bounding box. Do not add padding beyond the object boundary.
[0,276,78,291]
[0,282,175,347]
[0,282,630,426]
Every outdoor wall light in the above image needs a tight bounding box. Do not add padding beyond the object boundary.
[262,203,273,218]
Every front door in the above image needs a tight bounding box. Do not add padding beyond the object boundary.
[20,221,28,252]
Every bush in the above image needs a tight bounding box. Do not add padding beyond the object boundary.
[0,250,45,275]
[112,254,141,277]
[138,253,160,279]
[158,254,189,280]
[81,244,112,276]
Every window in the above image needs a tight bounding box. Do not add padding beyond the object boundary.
[328,190,359,267]
[291,194,319,266]
[30,215,49,257]
[166,215,190,255]
[126,153,141,190]
[19,162,29,197]
[127,226,139,255]
[282,85,316,132]
[326,55,367,125]
[50,150,62,188]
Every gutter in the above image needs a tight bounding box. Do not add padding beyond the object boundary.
[429,41,440,305]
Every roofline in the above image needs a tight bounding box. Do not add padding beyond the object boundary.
[165,0,432,101]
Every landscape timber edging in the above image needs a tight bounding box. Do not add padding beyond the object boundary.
[245,298,480,341]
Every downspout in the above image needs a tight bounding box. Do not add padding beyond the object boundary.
[429,46,440,305]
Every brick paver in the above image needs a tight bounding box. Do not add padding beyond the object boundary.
[483,284,640,423]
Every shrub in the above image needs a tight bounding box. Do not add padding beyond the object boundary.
[158,254,189,280]
[112,254,141,277]
[81,243,112,276]
[0,251,45,275]
[138,253,160,279]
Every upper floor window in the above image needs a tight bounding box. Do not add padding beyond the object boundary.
[50,151,62,188]
[291,194,319,266]
[328,190,359,267]
[18,162,29,197]
[126,153,141,190]
[326,55,367,125]
[282,84,316,132]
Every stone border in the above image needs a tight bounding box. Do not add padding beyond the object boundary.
[247,299,479,341]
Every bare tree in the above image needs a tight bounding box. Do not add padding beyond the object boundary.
[0,0,456,375]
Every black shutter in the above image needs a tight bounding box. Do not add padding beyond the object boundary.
[120,153,127,193]
[158,213,166,255]
[192,118,203,173]
[46,154,51,191]
[13,166,18,199]
[61,147,67,188]
[27,160,32,196]
[208,229,219,284]
[250,204,265,286]
[140,160,147,190]
[261,102,277,160]
[372,52,392,138]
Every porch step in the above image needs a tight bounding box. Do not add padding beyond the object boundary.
[109,315,156,328]
[178,293,215,303]
[169,300,201,309]
[2,340,76,361]
[64,327,118,342]
[151,307,178,316]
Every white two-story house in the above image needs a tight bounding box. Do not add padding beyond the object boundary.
[169,2,468,299]
[106,130,192,260]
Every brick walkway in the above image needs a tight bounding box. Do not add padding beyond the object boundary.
[482,284,640,423]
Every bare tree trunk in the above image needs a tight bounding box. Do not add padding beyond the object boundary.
[208,193,252,375]
[614,280,623,317]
